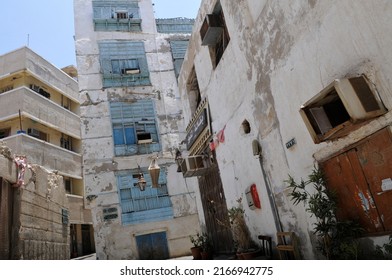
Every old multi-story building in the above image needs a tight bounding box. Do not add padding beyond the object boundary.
[74,0,200,259]
[178,0,392,259]
[0,47,94,259]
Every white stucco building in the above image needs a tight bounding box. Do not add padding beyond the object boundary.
[74,0,200,259]
[178,0,392,259]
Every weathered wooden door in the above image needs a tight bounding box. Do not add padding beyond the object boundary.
[198,167,234,254]
[136,231,169,260]
[321,128,392,233]
[0,178,13,260]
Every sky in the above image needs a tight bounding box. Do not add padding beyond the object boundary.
[0,0,201,69]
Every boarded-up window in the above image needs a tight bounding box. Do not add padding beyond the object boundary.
[320,128,392,234]
[117,168,173,225]
[110,100,160,156]
[99,41,150,88]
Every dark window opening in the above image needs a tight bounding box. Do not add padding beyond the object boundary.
[242,120,251,134]
[29,84,51,99]
[116,12,128,19]
[304,91,350,135]
[64,178,72,194]
[0,128,11,139]
[187,67,201,115]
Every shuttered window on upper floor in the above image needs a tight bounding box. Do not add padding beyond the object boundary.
[170,40,189,79]
[99,41,150,88]
[110,100,161,156]
[117,168,173,225]
[92,1,142,32]
[156,18,195,34]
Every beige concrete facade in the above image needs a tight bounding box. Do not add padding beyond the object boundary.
[0,47,94,259]
[0,145,70,259]
[178,0,392,259]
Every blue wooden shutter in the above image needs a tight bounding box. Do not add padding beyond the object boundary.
[99,41,150,87]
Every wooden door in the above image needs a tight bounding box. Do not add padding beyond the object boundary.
[0,178,13,259]
[321,128,392,233]
[198,167,234,254]
[136,231,169,260]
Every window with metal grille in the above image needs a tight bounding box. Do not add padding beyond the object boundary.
[99,41,150,87]
[117,168,173,225]
[110,100,160,156]
[92,1,141,32]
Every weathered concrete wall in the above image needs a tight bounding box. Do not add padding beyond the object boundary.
[0,47,80,103]
[0,143,70,259]
[179,0,392,259]
[74,0,200,259]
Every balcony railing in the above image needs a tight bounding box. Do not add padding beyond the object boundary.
[0,87,81,138]
[4,134,82,178]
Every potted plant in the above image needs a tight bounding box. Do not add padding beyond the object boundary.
[189,233,203,260]
[228,198,259,259]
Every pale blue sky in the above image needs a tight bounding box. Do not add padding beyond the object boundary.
[0,0,201,68]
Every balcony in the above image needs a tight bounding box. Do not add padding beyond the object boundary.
[0,87,80,139]
[0,47,79,101]
[4,134,82,178]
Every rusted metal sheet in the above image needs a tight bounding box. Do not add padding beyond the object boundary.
[321,128,392,234]
[198,167,234,254]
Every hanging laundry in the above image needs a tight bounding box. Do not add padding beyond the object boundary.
[217,125,226,143]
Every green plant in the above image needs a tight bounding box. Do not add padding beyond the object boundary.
[189,232,204,248]
[286,167,363,259]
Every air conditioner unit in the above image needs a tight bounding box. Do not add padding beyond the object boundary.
[27,128,40,137]
[180,155,209,177]
[200,14,223,46]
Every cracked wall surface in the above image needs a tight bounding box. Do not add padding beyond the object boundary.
[178,0,392,259]
[74,0,200,259]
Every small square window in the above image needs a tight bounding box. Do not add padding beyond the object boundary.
[116,11,128,19]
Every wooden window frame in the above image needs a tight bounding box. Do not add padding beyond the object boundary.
[300,75,387,143]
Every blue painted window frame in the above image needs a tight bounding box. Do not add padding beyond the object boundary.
[92,1,142,32]
[117,168,173,225]
[110,100,161,156]
[99,41,150,88]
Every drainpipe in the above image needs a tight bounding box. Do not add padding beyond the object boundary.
[252,139,283,233]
